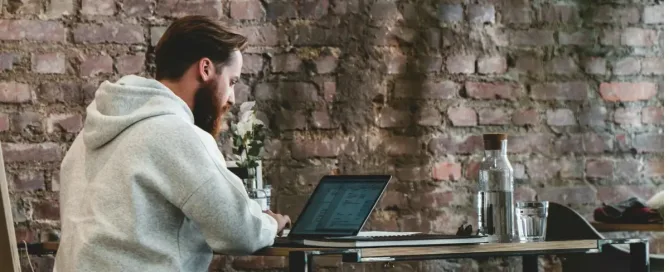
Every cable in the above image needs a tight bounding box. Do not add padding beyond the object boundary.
[22,240,35,272]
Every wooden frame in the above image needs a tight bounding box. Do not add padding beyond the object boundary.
[0,143,21,271]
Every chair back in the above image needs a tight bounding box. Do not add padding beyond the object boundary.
[0,144,21,272]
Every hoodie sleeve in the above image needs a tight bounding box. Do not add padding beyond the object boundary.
[141,116,278,255]
[180,171,278,255]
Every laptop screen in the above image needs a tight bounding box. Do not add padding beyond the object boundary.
[289,175,391,237]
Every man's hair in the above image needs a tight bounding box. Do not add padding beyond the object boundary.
[154,15,248,80]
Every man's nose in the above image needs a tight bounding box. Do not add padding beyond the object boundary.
[228,88,236,105]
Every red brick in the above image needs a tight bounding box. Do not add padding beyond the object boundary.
[366,211,400,231]
[276,110,307,130]
[417,54,442,73]
[547,109,575,126]
[230,0,265,20]
[33,200,60,220]
[526,158,561,180]
[311,110,335,129]
[11,112,43,132]
[398,215,431,232]
[432,162,462,181]
[300,0,328,19]
[478,108,510,125]
[417,108,441,127]
[314,55,338,74]
[394,166,430,182]
[47,114,83,133]
[383,136,420,156]
[266,1,298,20]
[586,159,614,178]
[32,53,66,74]
[512,109,540,125]
[46,0,74,18]
[74,24,143,44]
[446,54,475,74]
[643,6,663,24]
[476,55,506,74]
[579,106,608,127]
[289,25,337,46]
[513,55,543,75]
[51,170,60,191]
[632,133,663,153]
[0,114,9,132]
[116,55,145,74]
[600,82,656,102]
[464,161,479,180]
[82,0,115,15]
[613,108,641,125]
[622,28,658,46]
[467,4,495,24]
[12,171,45,192]
[122,0,151,16]
[429,135,484,155]
[410,191,453,209]
[641,57,662,75]
[0,53,17,70]
[514,186,537,202]
[2,143,61,162]
[539,4,579,23]
[291,138,346,159]
[510,30,555,46]
[438,4,463,23]
[379,190,408,208]
[447,107,477,126]
[537,187,596,206]
[80,55,113,77]
[0,20,65,42]
[593,6,640,25]
[585,133,613,154]
[150,26,166,46]
[0,82,32,103]
[645,160,663,177]
[615,159,643,180]
[238,25,280,46]
[508,135,531,154]
[383,51,407,74]
[531,82,588,101]
[612,57,641,75]
[583,57,607,75]
[466,82,522,100]
[597,186,657,204]
[547,57,578,75]
[14,226,38,243]
[39,82,81,104]
[502,6,532,24]
[155,0,222,18]
[394,79,459,100]
[600,29,621,46]
[641,107,663,124]
[255,82,318,102]
[376,107,410,128]
[241,54,263,74]
[323,81,336,102]
[271,54,301,73]
[558,31,596,45]
[369,0,401,21]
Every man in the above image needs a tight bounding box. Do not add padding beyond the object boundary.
[54,15,291,272]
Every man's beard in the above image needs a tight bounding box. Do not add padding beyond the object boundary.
[192,79,231,137]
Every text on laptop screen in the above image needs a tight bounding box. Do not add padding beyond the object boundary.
[290,177,388,236]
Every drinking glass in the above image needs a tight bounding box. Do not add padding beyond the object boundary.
[515,201,549,242]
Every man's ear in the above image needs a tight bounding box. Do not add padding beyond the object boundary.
[197,58,214,81]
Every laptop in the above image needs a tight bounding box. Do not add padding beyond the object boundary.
[273,175,488,248]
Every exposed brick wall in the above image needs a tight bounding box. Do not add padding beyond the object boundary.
[0,0,663,271]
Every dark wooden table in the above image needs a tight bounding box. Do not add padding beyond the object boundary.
[255,239,650,272]
[590,222,664,232]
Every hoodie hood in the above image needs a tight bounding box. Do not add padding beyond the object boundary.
[83,75,194,149]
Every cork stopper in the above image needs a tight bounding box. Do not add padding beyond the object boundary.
[483,133,508,150]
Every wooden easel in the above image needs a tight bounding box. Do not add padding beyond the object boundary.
[0,144,21,272]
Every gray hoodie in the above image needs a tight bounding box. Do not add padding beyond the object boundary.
[54,75,278,272]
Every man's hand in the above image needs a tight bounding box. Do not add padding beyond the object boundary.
[263,210,291,235]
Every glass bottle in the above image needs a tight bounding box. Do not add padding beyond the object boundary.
[477,133,515,242]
